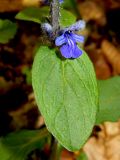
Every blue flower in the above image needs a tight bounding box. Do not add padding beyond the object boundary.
[55,31,84,58]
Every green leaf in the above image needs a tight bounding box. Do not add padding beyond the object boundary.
[61,0,74,9]
[22,66,32,85]
[15,7,76,27]
[61,0,79,16]
[0,128,49,160]
[32,46,98,151]
[0,19,17,44]
[96,76,120,124]
[60,9,76,27]
[15,7,49,24]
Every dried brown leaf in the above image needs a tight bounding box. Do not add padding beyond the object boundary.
[84,121,120,160]
[0,0,42,12]
[78,1,106,25]
[101,40,120,74]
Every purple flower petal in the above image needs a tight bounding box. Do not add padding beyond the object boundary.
[60,42,82,59]
[72,45,83,58]
[55,34,66,46]
[60,44,73,58]
[67,36,75,49]
[71,33,84,43]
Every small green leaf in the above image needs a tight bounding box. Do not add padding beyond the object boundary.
[0,128,49,160]
[15,7,76,27]
[61,0,74,9]
[32,46,98,151]
[0,19,17,44]
[96,76,120,124]
[60,9,76,27]
[22,66,32,85]
[15,7,49,23]
[61,0,79,16]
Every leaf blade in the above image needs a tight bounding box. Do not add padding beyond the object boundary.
[60,9,76,27]
[0,128,49,160]
[96,76,120,124]
[15,7,49,24]
[32,46,98,151]
[0,19,17,44]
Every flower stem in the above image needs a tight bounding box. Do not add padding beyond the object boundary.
[49,137,63,160]
[50,0,60,39]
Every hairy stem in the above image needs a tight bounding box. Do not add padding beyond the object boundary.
[50,0,60,39]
